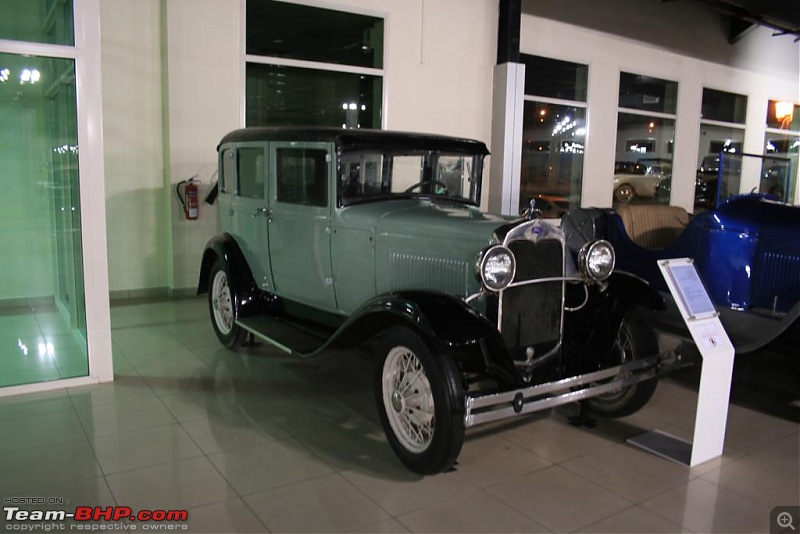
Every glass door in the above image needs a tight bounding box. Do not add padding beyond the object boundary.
[0,51,88,387]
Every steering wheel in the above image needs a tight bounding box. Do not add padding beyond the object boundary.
[404,180,449,195]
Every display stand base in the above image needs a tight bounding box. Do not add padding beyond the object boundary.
[627,430,693,466]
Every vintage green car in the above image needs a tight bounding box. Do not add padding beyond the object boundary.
[198,127,678,475]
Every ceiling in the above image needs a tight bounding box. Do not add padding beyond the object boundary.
[685,0,800,42]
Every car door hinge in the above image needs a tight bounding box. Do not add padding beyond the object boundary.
[325,277,334,287]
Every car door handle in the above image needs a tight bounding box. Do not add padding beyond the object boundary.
[252,207,271,218]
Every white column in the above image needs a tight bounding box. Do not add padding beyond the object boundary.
[488,62,525,216]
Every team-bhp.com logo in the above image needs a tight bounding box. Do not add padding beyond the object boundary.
[4,505,188,531]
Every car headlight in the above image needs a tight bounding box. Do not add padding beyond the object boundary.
[476,245,516,292]
[578,240,615,281]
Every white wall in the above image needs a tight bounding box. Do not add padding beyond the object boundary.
[163,0,241,291]
[521,0,800,210]
[100,0,169,294]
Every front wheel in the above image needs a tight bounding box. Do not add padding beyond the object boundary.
[208,260,246,348]
[587,313,658,417]
[374,326,465,475]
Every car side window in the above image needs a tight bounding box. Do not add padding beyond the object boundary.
[220,148,233,193]
[276,148,328,207]
[237,147,265,199]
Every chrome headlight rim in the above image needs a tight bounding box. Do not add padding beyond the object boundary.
[476,244,516,292]
[578,239,615,282]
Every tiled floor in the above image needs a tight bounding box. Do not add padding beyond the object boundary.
[0,304,88,387]
[0,297,797,533]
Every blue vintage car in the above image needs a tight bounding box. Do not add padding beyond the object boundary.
[563,155,800,354]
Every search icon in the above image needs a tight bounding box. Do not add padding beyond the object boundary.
[778,512,796,531]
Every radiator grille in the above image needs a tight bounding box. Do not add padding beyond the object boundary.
[390,253,469,296]
[499,239,563,348]
[756,252,800,312]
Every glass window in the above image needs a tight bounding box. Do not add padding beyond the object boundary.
[246,0,383,69]
[763,132,798,202]
[520,102,586,214]
[519,55,588,216]
[0,52,88,387]
[246,64,382,128]
[220,148,233,193]
[619,72,678,114]
[702,88,747,124]
[237,147,266,199]
[767,100,800,131]
[695,88,747,211]
[521,54,588,102]
[0,0,74,46]
[613,113,675,205]
[245,1,384,129]
[276,148,329,207]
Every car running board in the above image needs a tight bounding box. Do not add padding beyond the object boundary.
[236,316,329,356]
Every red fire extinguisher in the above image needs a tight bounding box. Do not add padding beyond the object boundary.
[176,177,199,220]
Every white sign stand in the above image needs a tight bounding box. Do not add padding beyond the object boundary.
[627,258,735,466]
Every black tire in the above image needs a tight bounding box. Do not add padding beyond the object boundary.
[207,260,246,348]
[374,326,465,475]
[588,313,659,417]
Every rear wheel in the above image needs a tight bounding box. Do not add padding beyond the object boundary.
[375,326,465,475]
[208,260,246,348]
[588,313,658,417]
[614,184,635,203]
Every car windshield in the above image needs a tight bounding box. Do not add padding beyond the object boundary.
[715,152,794,204]
[339,149,483,206]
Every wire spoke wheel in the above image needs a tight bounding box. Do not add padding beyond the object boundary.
[382,346,435,453]
[374,326,464,475]
[211,270,234,335]
[207,260,245,348]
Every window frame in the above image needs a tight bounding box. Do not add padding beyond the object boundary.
[241,0,386,129]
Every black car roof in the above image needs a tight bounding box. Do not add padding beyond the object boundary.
[218,127,490,155]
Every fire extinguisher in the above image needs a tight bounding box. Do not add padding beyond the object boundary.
[176,176,199,220]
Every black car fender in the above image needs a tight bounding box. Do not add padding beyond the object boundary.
[197,233,261,318]
[324,291,518,384]
[563,271,664,364]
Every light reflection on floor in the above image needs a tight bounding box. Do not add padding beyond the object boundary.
[0,303,88,387]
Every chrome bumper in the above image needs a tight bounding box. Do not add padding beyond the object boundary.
[464,351,680,428]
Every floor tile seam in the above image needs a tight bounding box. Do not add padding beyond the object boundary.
[696,454,800,506]
[184,497,273,533]
[612,501,700,534]
[233,471,334,500]
[395,483,556,532]
[81,419,182,441]
[0,431,92,459]
[1,472,108,499]
[333,467,443,522]
[566,502,655,533]
[95,447,208,479]
[0,403,76,423]
[553,459,656,505]
[641,469,775,525]
[742,429,800,456]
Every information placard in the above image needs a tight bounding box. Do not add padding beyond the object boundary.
[662,260,717,320]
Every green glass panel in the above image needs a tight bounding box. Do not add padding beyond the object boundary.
[246,63,382,128]
[0,0,74,46]
[0,52,87,388]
